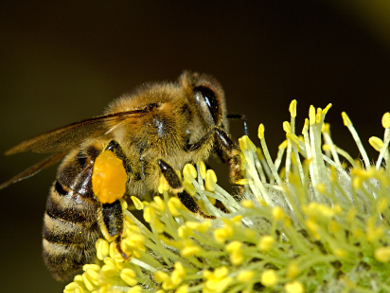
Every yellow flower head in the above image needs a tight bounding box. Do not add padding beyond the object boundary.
[63,101,390,293]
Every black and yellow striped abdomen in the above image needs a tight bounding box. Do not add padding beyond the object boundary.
[42,147,102,281]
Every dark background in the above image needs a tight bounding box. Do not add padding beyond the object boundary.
[1,1,390,292]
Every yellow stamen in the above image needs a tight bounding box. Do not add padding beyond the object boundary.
[369,136,384,152]
[272,206,285,220]
[131,196,144,210]
[374,247,390,263]
[261,269,278,287]
[205,169,217,192]
[120,268,137,286]
[183,164,197,181]
[237,270,254,282]
[309,105,316,125]
[382,112,390,128]
[342,112,352,126]
[285,281,304,293]
[289,100,297,117]
[258,123,265,139]
[258,235,275,252]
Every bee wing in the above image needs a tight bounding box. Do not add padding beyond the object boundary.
[5,110,146,155]
[0,151,68,190]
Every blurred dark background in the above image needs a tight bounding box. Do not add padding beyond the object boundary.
[1,1,390,292]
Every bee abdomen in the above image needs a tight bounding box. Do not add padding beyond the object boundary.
[46,180,96,224]
[43,209,97,245]
[42,179,101,281]
[42,237,98,281]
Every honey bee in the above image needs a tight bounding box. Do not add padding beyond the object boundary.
[0,71,245,281]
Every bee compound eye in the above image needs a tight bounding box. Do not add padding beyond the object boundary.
[193,86,219,125]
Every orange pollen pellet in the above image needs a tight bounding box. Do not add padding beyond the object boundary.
[92,150,127,204]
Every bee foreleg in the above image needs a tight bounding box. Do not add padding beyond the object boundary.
[157,159,215,219]
[213,128,244,192]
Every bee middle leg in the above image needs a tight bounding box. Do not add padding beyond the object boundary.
[105,140,132,174]
[157,159,215,219]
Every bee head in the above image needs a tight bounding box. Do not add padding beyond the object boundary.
[180,71,228,132]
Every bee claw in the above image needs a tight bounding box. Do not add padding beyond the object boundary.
[116,239,129,260]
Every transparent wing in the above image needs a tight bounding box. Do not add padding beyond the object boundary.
[0,151,68,190]
[6,109,147,155]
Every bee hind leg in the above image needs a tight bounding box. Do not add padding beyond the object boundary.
[157,159,215,219]
[213,128,243,192]
[96,140,132,260]
[115,236,129,260]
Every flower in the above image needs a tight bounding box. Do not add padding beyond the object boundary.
[64,101,390,293]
